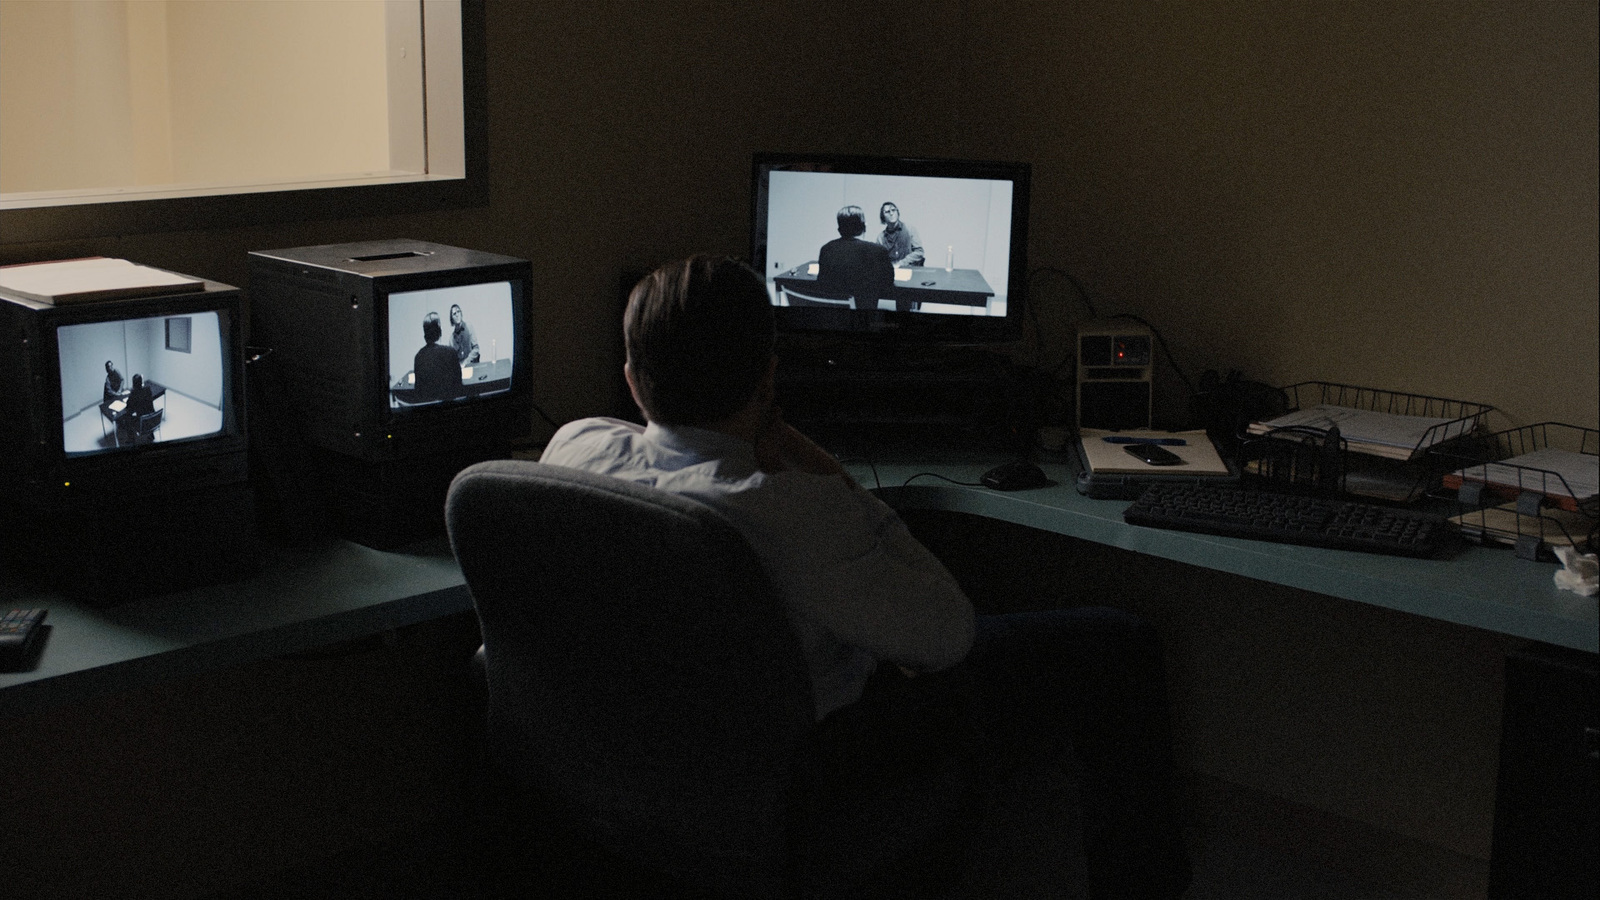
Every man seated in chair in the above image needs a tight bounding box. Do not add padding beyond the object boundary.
[540,255,1192,899]
[103,360,126,405]
[117,373,157,445]
[413,311,465,402]
[816,205,895,312]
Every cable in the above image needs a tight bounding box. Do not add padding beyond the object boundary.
[530,400,562,431]
[1027,266,1099,319]
[1025,267,1099,375]
[901,472,984,488]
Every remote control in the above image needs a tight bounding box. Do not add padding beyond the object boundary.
[0,608,48,668]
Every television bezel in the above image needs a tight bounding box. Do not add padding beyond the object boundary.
[749,151,1032,346]
[21,284,248,497]
[367,262,532,455]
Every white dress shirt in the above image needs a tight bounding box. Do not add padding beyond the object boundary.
[540,417,976,719]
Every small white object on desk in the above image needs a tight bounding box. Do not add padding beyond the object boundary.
[1553,547,1598,597]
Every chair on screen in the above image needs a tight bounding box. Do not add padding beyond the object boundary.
[133,408,163,444]
[779,284,857,308]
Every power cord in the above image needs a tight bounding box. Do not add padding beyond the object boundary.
[902,472,985,488]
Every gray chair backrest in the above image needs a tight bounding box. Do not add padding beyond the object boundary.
[781,284,855,307]
[446,459,815,896]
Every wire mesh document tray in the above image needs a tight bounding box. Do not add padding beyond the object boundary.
[1239,382,1494,505]
[1433,423,1598,560]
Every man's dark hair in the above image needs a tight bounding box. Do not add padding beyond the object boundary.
[624,254,775,426]
[836,206,867,238]
[422,312,443,343]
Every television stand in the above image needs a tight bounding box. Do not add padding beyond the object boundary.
[774,343,1042,452]
[2,480,259,603]
[262,443,510,551]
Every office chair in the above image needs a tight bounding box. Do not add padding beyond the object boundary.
[446,460,978,900]
[779,284,856,308]
[134,408,163,443]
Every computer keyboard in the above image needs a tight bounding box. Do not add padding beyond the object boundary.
[1123,482,1455,557]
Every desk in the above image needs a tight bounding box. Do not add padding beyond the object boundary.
[390,358,512,405]
[849,454,1596,655]
[98,382,166,445]
[0,536,470,718]
[774,262,995,309]
[3,449,1593,888]
[6,450,1591,717]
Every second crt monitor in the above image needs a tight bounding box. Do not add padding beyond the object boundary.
[248,239,532,462]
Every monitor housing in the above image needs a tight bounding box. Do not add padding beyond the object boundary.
[750,152,1031,348]
[750,153,1037,448]
[0,281,255,598]
[248,239,532,548]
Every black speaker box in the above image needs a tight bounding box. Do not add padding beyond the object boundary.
[1488,642,1598,899]
[1077,322,1153,431]
[3,482,259,603]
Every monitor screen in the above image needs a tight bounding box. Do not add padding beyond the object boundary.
[751,153,1030,343]
[385,280,516,412]
[56,310,227,457]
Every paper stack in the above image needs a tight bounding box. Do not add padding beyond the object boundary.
[0,257,204,306]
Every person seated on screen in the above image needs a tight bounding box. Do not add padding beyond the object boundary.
[117,373,157,444]
[876,201,925,268]
[541,255,1192,900]
[450,303,481,365]
[816,205,894,313]
[103,360,125,405]
[413,311,464,401]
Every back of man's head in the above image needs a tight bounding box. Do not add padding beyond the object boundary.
[423,312,443,343]
[836,206,867,238]
[624,255,775,426]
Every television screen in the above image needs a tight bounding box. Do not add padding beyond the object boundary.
[752,153,1030,342]
[385,280,516,411]
[56,310,227,456]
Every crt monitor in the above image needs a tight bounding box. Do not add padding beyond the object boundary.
[0,281,254,596]
[750,152,1031,344]
[248,239,532,464]
[0,282,248,503]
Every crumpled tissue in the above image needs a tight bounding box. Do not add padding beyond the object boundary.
[1552,546,1598,597]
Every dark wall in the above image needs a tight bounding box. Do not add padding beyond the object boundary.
[1,1,1593,881]
[6,1,1591,435]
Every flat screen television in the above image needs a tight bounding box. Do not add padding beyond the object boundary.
[248,239,532,463]
[750,152,1031,345]
[0,282,248,501]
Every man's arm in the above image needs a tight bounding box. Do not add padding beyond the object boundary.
[754,419,852,481]
[745,419,975,675]
[900,223,925,267]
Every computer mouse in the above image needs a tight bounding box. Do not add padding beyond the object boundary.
[980,460,1051,492]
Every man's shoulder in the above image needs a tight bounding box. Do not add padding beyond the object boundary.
[543,417,643,462]
[549,416,640,441]
[833,238,889,261]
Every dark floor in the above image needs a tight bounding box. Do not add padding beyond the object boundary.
[207,765,1489,900]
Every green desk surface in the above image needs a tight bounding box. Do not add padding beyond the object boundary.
[0,537,471,717]
[848,453,1596,657]
[4,451,1593,716]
